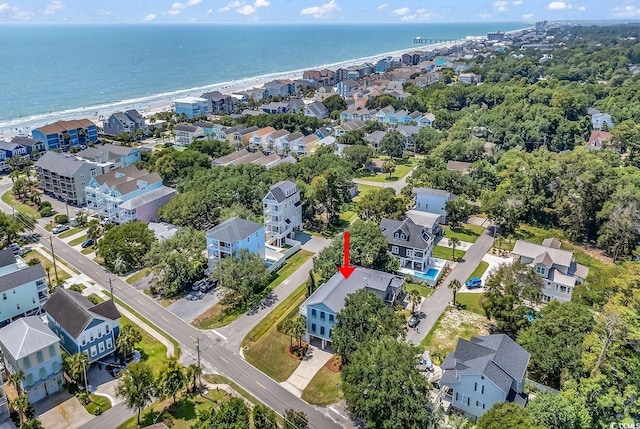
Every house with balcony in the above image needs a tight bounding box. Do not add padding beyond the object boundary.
[193,121,215,138]
[201,91,234,115]
[75,143,141,169]
[266,130,290,153]
[174,123,204,146]
[299,266,405,349]
[334,119,365,137]
[294,134,320,155]
[10,136,46,159]
[280,132,304,155]
[84,165,175,224]
[439,334,530,421]
[412,187,456,223]
[336,79,360,99]
[0,316,63,403]
[303,101,328,119]
[263,180,302,247]
[206,217,265,272]
[102,109,147,137]
[173,96,209,119]
[511,238,588,302]
[249,127,277,149]
[0,249,48,327]
[380,217,434,272]
[0,141,29,167]
[32,119,98,150]
[43,289,120,364]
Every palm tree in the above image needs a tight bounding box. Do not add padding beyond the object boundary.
[117,325,142,360]
[407,289,421,313]
[63,352,89,386]
[446,415,473,429]
[186,363,202,394]
[448,279,462,307]
[281,319,295,351]
[112,254,128,275]
[449,237,461,261]
[307,273,316,297]
[11,394,29,427]
[8,370,24,396]
[290,316,307,350]
[22,417,44,429]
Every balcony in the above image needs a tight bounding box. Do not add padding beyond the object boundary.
[36,280,47,291]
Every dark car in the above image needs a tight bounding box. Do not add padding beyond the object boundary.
[81,238,95,248]
[408,314,420,328]
[465,277,482,289]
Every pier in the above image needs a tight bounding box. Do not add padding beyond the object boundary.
[413,37,456,44]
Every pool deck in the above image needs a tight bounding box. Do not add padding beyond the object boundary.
[400,258,448,286]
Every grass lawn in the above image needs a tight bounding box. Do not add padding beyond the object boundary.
[456,293,486,316]
[443,223,485,243]
[466,261,489,282]
[268,250,313,290]
[432,245,466,261]
[204,374,261,406]
[120,315,168,370]
[126,267,152,285]
[68,234,88,246]
[405,282,435,298]
[25,250,70,284]
[58,227,83,239]
[339,210,357,224]
[302,367,343,405]
[81,247,95,255]
[85,394,111,415]
[352,184,379,202]
[1,191,40,218]
[358,162,414,182]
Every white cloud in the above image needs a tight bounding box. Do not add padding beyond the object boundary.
[400,8,436,21]
[300,0,340,19]
[11,7,33,20]
[392,7,410,15]
[207,8,213,14]
[143,13,156,21]
[169,0,201,15]
[96,9,113,16]
[377,3,388,10]
[522,12,534,19]
[479,13,493,18]
[577,5,586,11]
[512,0,522,5]
[168,9,180,15]
[237,4,256,14]
[254,0,269,7]
[493,1,508,12]
[0,3,10,13]
[547,1,572,10]
[44,0,63,15]
[219,6,230,12]
[613,5,640,16]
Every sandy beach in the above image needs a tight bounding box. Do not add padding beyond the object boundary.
[0,38,471,141]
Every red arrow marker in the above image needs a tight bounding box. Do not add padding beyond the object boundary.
[338,231,355,279]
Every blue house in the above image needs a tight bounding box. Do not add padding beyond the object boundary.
[10,136,46,159]
[173,96,210,119]
[193,121,216,138]
[32,119,98,150]
[299,266,405,349]
[206,217,265,272]
[43,288,120,364]
[0,141,28,161]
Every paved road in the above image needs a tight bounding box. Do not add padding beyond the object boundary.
[0,185,345,429]
[406,225,495,345]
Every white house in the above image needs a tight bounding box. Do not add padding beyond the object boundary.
[412,187,456,223]
[380,218,434,272]
[0,249,48,327]
[174,123,204,145]
[511,238,589,302]
[263,180,303,247]
[439,334,530,421]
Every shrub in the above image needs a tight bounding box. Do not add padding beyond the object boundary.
[54,214,68,224]
[39,201,51,209]
[39,207,53,217]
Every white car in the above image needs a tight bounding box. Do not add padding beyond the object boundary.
[52,224,69,234]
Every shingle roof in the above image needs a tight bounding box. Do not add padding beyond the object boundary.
[206,217,263,244]
[269,129,289,139]
[380,218,433,251]
[36,119,95,136]
[35,152,89,177]
[174,124,201,133]
[0,264,46,293]
[0,248,16,269]
[10,136,40,147]
[92,165,142,185]
[412,187,453,198]
[99,143,137,156]
[213,149,250,165]
[266,180,297,203]
[0,141,25,152]
[406,210,440,229]
[0,316,59,360]
[43,288,120,339]
[512,240,573,269]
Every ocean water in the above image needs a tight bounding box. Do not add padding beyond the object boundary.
[0,22,526,127]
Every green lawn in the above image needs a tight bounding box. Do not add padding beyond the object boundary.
[443,223,485,243]
[466,261,489,282]
[456,293,486,316]
[1,191,40,218]
[68,234,88,246]
[120,315,168,370]
[432,245,466,261]
[126,267,152,285]
[81,247,95,255]
[353,184,379,202]
[58,227,83,239]
[302,367,343,405]
[25,250,71,284]
[358,162,415,182]
[405,281,435,298]
[268,250,313,290]
[339,210,357,224]
[85,394,111,415]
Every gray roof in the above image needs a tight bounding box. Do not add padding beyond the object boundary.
[302,266,404,313]
[119,186,176,210]
[35,152,88,177]
[364,130,387,145]
[10,136,40,147]
[266,180,297,203]
[412,187,453,199]
[206,217,263,244]
[213,149,250,166]
[193,121,214,129]
[99,143,137,156]
[380,218,433,251]
[406,210,440,229]
[75,147,106,160]
[201,91,227,101]
[124,109,144,124]
[440,334,530,395]
[269,129,289,139]
[43,288,120,339]
[0,141,25,151]
[285,132,304,142]
[0,316,59,360]
[0,264,46,293]
[512,240,574,269]
[174,123,201,133]
[113,112,134,126]
[0,249,15,269]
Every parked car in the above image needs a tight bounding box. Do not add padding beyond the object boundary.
[18,247,32,256]
[408,314,420,328]
[8,243,20,254]
[52,224,69,234]
[200,278,217,292]
[81,238,94,248]
[465,277,482,289]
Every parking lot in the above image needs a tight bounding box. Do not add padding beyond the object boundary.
[167,289,221,323]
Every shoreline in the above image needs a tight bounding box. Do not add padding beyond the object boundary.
[0,27,533,140]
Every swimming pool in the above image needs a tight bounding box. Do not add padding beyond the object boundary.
[411,267,440,281]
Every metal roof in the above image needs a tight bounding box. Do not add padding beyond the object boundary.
[0,316,59,360]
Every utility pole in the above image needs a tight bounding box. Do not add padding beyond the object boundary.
[49,236,59,285]
[195,337,203,392]
[109,278,114,301]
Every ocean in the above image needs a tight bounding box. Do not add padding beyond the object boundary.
[0,22,526,131]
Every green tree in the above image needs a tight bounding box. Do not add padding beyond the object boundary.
[86,219,102,241]
[445,196,474,229]
[11,394,30,427]
[252,404,278,429]
[193,397,250,429]
[62,353,88,387]
[97,222,155,272]
[342,337,432,429]
[115,362,156,426]
[156,357,186,405]
[323,94,347,114]
[527,392,592,429]
[214,248,271,312]
[332,289,406,364]
[342,144,374,169]
[476,402,541,429]
[407,289,421,313]
[284,409,308,429]
[449,236,461,260]
[448,279,462,307]
[21,417,44,429]
[379,131,405,158]
[116,324,142,360]
[381,160,396,179]
[289,316,307,349]
[355,187,406,222]
[186,363,202,394]
[8,370,24,396]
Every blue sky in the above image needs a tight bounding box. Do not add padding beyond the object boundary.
[0,0,635,24]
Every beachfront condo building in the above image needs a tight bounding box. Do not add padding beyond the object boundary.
[206,217,265,272]
[32,119,98,151]
[263,180,303,247]
[102,109,147,137]
[173,96,210,119]
[0,248,48,328]
[201,91,235,115]
[84,165,176,224]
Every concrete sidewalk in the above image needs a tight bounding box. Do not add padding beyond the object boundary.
[436,237,473,251]
[280,345,333,397]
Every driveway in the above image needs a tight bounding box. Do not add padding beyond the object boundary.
[36,392,92,429]
[167,289,221,323]
[280,345,334,397]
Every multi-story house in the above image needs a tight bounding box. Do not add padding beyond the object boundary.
[294,134,320,156]
[35,152,108,205]
[439,334,530,421]
[263,180,302,247]
[511,238,589,302]
[303,101,328,119]
[280,132,304,155]
[336,79,359,99]
[375,105,396,124]
[380,218,434,272]
[249,127,276,150]
[0,316,63,403]
[585,130,612,151]
[260,102,289,114]
[206,217,265,272]
[32,119,98,151]
[75,143,141,169]
[102,109,148,137]
[302,69,336,87]
[334,119,365,137]
[44,288,120,364]
[458,73,482,84]
[266,129,290,153]
[412,187,456,223]
[193,121,215,138]
[0,141,29,165]
[174,123,204,145]
[263,79,294,98]
[588,107,614,130]
[299,266,405,349]
[84,165,175,224]
[201,91,234,115]
[10,136,46,159]
[0,249,48,327]
[173,96,209,119]
[0,149,6,172]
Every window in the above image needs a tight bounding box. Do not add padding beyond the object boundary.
[106,338,113,349]
[2,293,6,300]
[23,356,31,369]
[329,314,334,322]
[474,382,477,392]
[391,246,399,254]
[466,397,470,406]
[36,351,44,364]
[48,345,56,359]
[105,325,110,334]
[320,326,325,336]
[98,342,105,353]
[320,311,325,320]
[455,392,459,401]
[90,346,97,357]
[481,385,485,394]
[90,334,94,342]
[311,309,317,317]
[406,249,413,257]
[311,323,316,333]
[476,401,479,407]
[81,337,86,346]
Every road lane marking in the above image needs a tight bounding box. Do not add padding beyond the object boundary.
[256,381,266,389]
[190,336,197,342]
[211,329,227,340]
[219,356,229,364]
[161,316,169,322]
